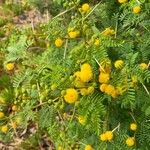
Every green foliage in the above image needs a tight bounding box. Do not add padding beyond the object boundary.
[0,0,150,149]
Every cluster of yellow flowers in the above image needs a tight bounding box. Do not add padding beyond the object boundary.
[99,123,137,146]
[126,122,137,147]
[100,131,113,142]
[73,63,94,96]
[100,84,119,98]
[54,29,80,48]
[54,4,90,49]
[118,0,141,14]
[63,63,94,104]
[0,104,19,133]
[98,60,119,98]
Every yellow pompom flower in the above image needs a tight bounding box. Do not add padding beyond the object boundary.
[102,27,115,36]
[126,137,135,147]
[0,112,4,119]
[94,39,101,46]
[55,38,63,47]
[1,125,8,133]
[105,131,113,141]
[80,88,89,96]
[81,3,90,13]
[139,63,148,70]
[133,6,141,14]
[114,60,124,69]
[100,133,107,141]
[100,84,108,92]
[81,63,92,71]
[118,0,128,4]
[64,88,78,104]
[68,31,78,39]
[5,63,15,71]
[130,123,137,131]
[80,70,93,83]
[105,84,115,95]
[84,145,93,150]
[78,116,86,125]
[99,73,110,83]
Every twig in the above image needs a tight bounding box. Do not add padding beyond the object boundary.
[141,82,150,96]
[93,56,106,73]
[52,7,75,20]
[112,123,120,132]
[31,19,35,33]
[130,112,136,123]
[36,81,42,104]
[33,97,59,109]
[115,15,118,38]
[63,39,68,59]
[68,104,76,127]
[136,0,141,4]
[57,110,66,127]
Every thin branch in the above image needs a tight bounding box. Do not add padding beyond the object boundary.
[63,39,68,59]
[141,82,150,96]
[36,81,42,104]
[112,123,120,132]
[69,104,76,125]
[93,56,106,73]
[33,97,59,109]
[130,112,137,123]
[136,0,141,4]
[52,7,75,20]
[115,15,118,38]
